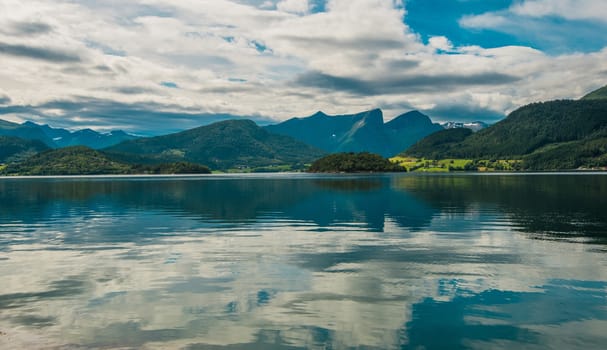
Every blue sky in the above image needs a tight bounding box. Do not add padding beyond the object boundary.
[409,0,607,53]
[408,0,517,46]
[0,0,606,134]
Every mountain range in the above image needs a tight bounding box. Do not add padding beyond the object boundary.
[265,109,443,157]
[0,119,138,149]
[104,119,325,170]
[0,109,446,171]
[1,83,605,174]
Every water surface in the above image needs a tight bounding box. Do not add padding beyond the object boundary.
[1,173,606,349]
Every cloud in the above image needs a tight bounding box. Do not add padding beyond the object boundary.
[0,98,273,134]
[4,21,54,36]
[428,36,453,52]
[276,0,309,14]
[294,70,520,95]
[510,0,607,23]
[459,13,509,30]
[0,0,605,132]
[0,94,11,105]
[459,0,607,53]
[423,103,506,124]
[0,43,81,63]
[113,86,157,95]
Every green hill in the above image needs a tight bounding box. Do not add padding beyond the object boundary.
[405,128,473,159]
[0,136,50,163]
[582,85,607,100]
[1,146,211,175]
[105,119,325,170]
[401,98,607,170]
[1,146,133,175]
[308,152,406,173]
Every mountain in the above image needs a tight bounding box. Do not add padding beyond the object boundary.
[441,121,488,132]
[265,109,442,157]
[385,111,444,153]
[405,128,474,159]
[401,98,607,170]
[582,85,607,100]
[0,119,138,149]
[0,119,54,146]
[61,129,138,149]
[0,136,50,163]
[105,119,326,170]
[265,109,383,154]
[0,146,211,175]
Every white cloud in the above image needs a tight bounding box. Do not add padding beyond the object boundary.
[260,1,274,9]
[428,36,453,52]
[0,0,605,131]
[511,0,607,23]
[3,201,607,349]
[460,0,607,26]
[459,12,510,29]
[276,0,309,14]
[460,0,607,47]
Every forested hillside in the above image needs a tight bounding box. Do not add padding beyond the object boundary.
[401,98,607,170]
[0,136,50,163]
[1,146,211,175]
[106,119,325,170]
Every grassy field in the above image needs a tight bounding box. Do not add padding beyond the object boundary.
[390,157,522,172]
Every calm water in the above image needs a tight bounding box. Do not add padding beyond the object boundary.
[1,173,607,349]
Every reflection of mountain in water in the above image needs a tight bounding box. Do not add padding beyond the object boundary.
[0,176,438,238]
[2,175,607,349]
[393,175,607,244]
[1,174,606,245]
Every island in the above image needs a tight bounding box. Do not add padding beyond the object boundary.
[308,152,406,173]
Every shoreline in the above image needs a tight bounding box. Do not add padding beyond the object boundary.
[1,170,607,180]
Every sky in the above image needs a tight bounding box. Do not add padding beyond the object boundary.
[0,0,606,134]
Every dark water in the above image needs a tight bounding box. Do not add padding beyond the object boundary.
[0,173,606,349]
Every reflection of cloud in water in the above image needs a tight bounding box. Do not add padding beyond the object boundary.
[1,175,607,349]
[1,224,607,349]
[405,279,607,350]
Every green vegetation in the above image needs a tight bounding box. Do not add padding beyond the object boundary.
[0,146,210,175]
[522,136,607,170]
[1,146,132,175]
[308,152,406,173]
[404,128,473,159]
[401,98,607,170]
[106,119,325,170]
[582,84,607,100]
[0,136,50,163]
[3,84,607,174]
[391,157,522,172]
